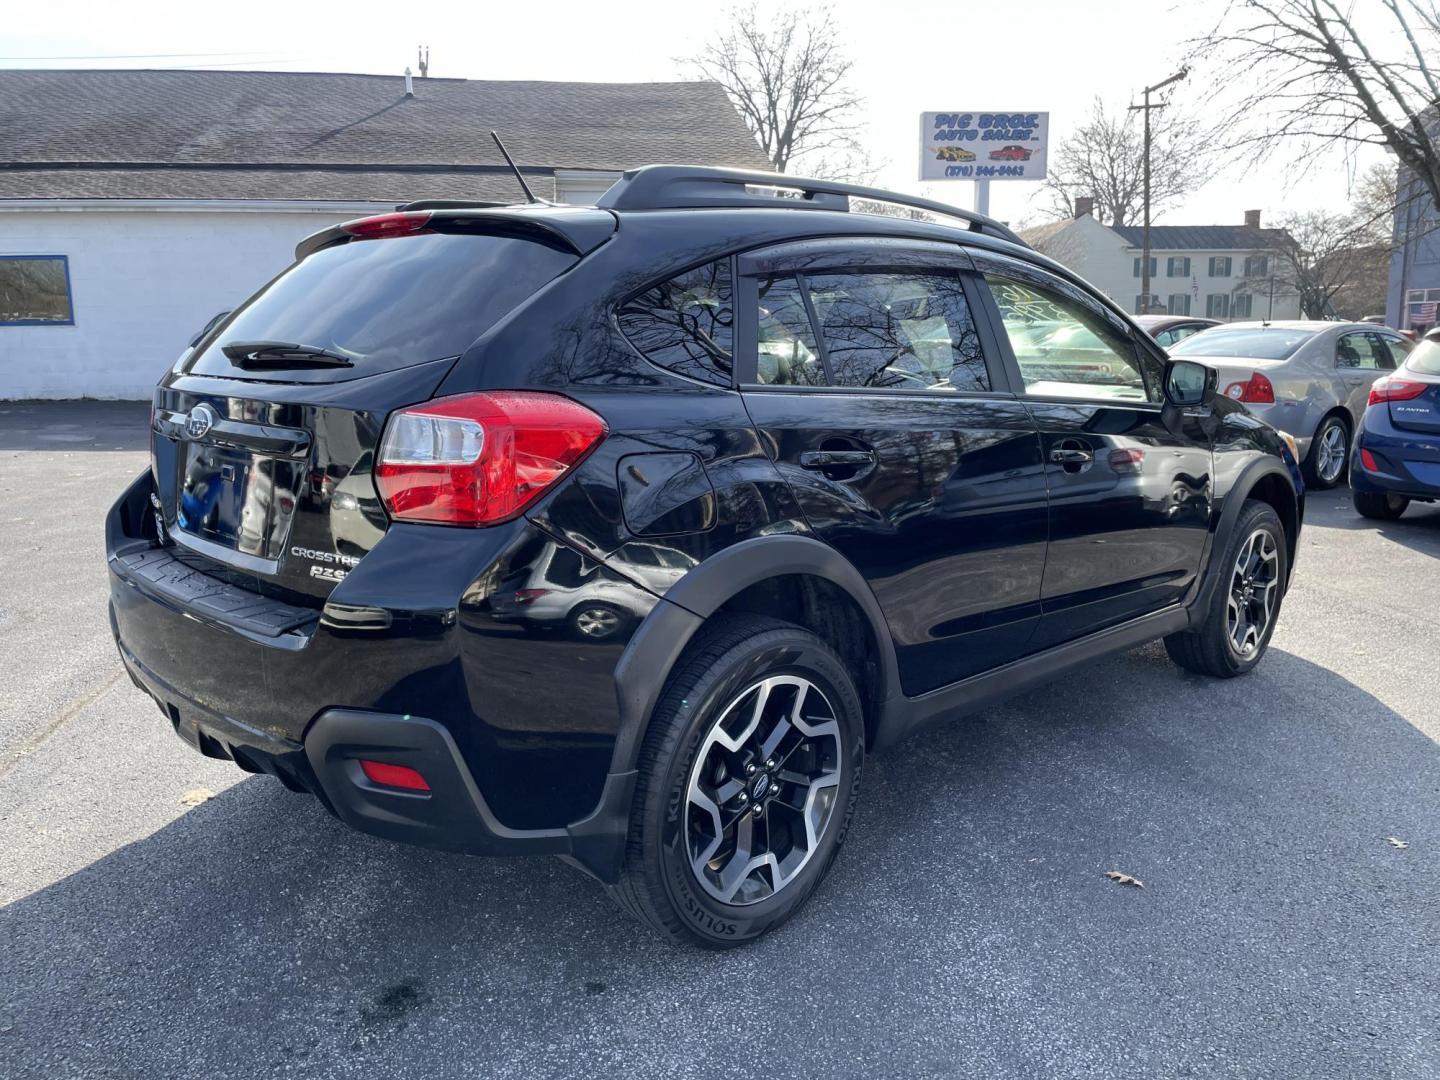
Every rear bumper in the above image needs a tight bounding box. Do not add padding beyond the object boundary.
[105,470,645,880]
[1352,422,1440,500]
[114,604,636,876]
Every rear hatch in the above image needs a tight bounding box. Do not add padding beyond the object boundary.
[153,218,586,604]
[1387,373,1440,434]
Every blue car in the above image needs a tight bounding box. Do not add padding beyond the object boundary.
[1351,327,1440,519]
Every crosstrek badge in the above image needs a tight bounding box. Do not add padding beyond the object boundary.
[291,545,359,580]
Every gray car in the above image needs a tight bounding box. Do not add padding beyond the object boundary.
[1170,320,1414,488]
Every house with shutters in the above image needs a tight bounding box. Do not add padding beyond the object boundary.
[1021,201,1302,322]
[0,68,768,399]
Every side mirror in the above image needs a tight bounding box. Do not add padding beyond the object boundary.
[1164,359,1213,407]
[188,310,231,349]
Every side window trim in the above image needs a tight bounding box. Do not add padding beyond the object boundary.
[792,272,836,385]
[960,268,1023,396]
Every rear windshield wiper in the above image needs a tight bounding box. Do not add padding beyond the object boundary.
[222,340,354,369]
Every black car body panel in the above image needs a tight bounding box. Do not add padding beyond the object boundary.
[107,172,1303,883]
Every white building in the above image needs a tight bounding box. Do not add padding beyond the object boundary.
[1021,202,1303,321]
[0,69,767,400]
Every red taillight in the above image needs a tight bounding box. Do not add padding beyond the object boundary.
[1368,377,1429,406]
[513,588,551,604]
[374,391,607,526]
[340,211,433,240]
[1108,447,1146,471]
[1223,372,1275,404]
[359,759,431,792]
[1359,448,1378,472]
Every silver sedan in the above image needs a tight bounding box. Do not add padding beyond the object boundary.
[1169,320,1414,488]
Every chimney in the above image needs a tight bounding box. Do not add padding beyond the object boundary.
[1244,209,1261,228]
[404,67,414,97]
[1074,196,1094,219]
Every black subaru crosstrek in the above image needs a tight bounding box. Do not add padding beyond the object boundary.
[106,166,1304,946]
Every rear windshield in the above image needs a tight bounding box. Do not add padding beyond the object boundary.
[1406,337,1440,376]
[1170,327,1315,360]
[185,232,576,381]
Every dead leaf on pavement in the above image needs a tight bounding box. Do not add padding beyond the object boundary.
[1104,870,1145,889]
[178,788,214,807]
[1386,837,1409,849]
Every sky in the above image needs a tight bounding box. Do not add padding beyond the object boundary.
[2,0,1392,227]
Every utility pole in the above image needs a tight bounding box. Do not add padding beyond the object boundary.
[1129,68,1187,315]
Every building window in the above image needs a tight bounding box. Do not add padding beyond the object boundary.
[0,256,73,326]
[1167,256,1191,277]
[1208,256,1232,277]
[1206,293,1231,318]
[1405,288,1440,330]
[1134,294,1161,314]
[1243,254,1269,278]
[1167,294,1192,316]
[1132,256,1158,278]
[1232,293,1253,318]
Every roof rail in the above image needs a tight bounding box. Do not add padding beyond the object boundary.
[595,165,1027,248]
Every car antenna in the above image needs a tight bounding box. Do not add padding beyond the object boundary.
[491,131,543,205]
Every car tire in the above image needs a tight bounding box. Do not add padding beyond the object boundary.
[1352,489,1409,520]
[609,613,864,947]
[1304,414,1350,489]
[568,602,629,641]
[1164,500,1288,679]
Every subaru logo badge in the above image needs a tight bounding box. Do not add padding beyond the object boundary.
[185,403,217,440]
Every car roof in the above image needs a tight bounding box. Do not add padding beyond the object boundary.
[1216,320,1388,333]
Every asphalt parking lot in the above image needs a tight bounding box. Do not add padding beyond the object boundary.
[2,400,1438,1080]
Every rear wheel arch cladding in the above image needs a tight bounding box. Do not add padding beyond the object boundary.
[607,536,900,777]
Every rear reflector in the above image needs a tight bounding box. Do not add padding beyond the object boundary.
[340,210,433,240]
[1368,377,1429,406]
[1223,372,1275,404]
[360,759,431,792]
[375,391,607,526]
[1359,448,1378,472]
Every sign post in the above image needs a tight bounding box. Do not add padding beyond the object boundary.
[919,111,1048,217]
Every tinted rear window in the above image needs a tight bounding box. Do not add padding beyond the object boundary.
[1407,337,1440,376]
[185,232,576,381]
[1170,328,1315,360]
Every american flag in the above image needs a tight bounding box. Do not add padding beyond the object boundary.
[1415,301,1438,323]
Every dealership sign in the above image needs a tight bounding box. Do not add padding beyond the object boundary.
[919,112,1048,182]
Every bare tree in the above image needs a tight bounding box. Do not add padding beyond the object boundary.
[1263,208,1392,317]
[1040,98,1211,227]
[685,5,865,175]
[1195,1,1440,212]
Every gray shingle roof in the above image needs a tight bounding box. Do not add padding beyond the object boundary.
[0,68,769,201]
[1110,225,1289,250]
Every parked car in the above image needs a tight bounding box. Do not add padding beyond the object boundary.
[490,537,696,639]
[1350,327,1440,519]
[988,145,1034,161]
[107,166,1303,947]
[1362,315,1417,342]
[1169,320,1413,489]
[1134,314,1221,349]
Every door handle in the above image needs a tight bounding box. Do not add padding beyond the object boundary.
[800,450,876,468]
[1049,447,1093,465]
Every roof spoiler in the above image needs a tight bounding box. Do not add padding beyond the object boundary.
[596,165,1027,248]
[293,206,616,262]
